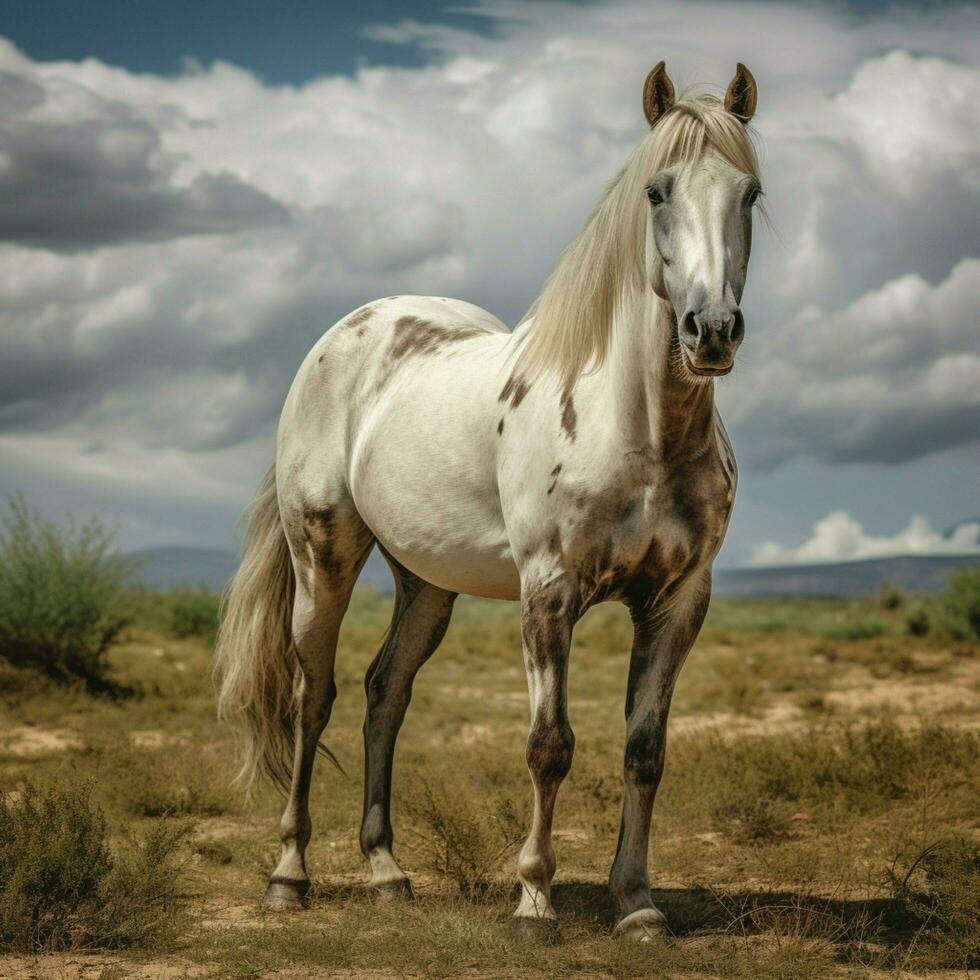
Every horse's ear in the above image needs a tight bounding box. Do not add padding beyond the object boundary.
[724,63,757,122]
[643,61,675,128]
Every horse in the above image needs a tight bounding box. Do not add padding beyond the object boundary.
[215,61,762,942]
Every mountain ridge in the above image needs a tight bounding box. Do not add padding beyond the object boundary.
[127,546,978,597]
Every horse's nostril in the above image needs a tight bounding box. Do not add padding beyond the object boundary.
[680,311,699,346]
[729,310,745,345]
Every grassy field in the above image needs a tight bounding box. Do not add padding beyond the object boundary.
[0,587,978,979]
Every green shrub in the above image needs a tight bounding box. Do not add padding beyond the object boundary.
[0,782,186,952]
[167,589,220,639]
[905,604,931,637]
[877,581,906,610]
[941,568,980,641]
[0,497,133,693]
[404,780,524,899]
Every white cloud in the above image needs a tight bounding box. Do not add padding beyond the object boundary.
[0,1,978,549]
[752,510,980,566]
[723,258,980,467]
[835,49,980,195]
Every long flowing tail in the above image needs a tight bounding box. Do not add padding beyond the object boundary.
[214,465,297,795]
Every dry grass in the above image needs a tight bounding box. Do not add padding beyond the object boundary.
[0,587,977,977]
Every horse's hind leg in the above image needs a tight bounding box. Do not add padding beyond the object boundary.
[264,498,373,910]
[360,556,456,897]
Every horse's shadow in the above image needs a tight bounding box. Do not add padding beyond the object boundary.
[551,881,917,942]
[305,877,918,951]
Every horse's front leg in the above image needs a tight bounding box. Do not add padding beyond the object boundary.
[610,574,711,941]
[511,575,580,940]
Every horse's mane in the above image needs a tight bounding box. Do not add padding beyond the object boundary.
[514,93,761,390]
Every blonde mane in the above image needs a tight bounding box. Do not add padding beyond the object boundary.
[514,94,761,390]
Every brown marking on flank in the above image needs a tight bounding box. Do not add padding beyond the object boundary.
[340,305,377,338]
[302,508,346,588]
[497,418,505,436]
[498,372,531,409]
[547,463,562,495]
[389,316,485,361]
[560,390,577,440]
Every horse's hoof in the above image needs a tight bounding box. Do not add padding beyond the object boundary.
[613,907,669,942]
[509,916,562,944]
[262,877,310,911]
[371,876,415,902]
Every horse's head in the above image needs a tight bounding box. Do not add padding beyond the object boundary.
[643,63,761,378]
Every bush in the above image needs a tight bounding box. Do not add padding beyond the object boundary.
[941,568,980,641]
[167,589,220,639]
[404,780,524,899]
[0,782,186,952]
[877,581,906,610]
[905,605,930,637]
[0,497,132,693]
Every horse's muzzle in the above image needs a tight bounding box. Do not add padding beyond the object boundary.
[679,305,744,375]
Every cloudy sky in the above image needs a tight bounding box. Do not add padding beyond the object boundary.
[0,0,977,567]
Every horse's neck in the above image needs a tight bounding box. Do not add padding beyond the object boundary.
[596,292,716,459]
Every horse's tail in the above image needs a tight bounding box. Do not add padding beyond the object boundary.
[214,464,296,796]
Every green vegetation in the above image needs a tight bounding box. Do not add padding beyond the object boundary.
[0,497,132,694]
[0,782,186,953]
[0,528,976,976]
[891,837,980,969]
[941,566,980,640]
[166,589,221,640]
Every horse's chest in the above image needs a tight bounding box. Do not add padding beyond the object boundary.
[569,457,733,603]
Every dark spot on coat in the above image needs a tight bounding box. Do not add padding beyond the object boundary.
[343,305,375,333]
[526,718,575,782]
[560,390,577,440]
[389,316,484,361]
[497,418,504,436]
[498,372,531,409]
[546,463,562,495]
[302,508,347,588]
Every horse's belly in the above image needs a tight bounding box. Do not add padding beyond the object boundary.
[379,535,521,600]
[349,378,521,601]
[356,482,521,598]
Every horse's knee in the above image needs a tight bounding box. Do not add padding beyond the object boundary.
[364,663,407,723]
[526,719,575,784]
[623,719,665,787]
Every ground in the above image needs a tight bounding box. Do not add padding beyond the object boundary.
[0,590,977,979]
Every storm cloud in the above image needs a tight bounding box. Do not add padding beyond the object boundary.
[0,2,977,556]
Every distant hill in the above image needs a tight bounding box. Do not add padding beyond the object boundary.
[127,547,240,591]
[713,554,979,598]
[127,545,395,593]
[128,546,977,598]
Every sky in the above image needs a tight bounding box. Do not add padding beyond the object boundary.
[0,0,977,567]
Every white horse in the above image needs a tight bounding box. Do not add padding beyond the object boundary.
[215,62,762,942]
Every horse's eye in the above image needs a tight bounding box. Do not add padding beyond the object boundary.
[746,187,761,207]
[647,186,664,206]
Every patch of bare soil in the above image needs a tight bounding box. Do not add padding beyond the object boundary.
[671,701,807,736]
[0,953,210,979]
[129,730,167,748]
[825,674,979,723]
[1,726,83,756]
